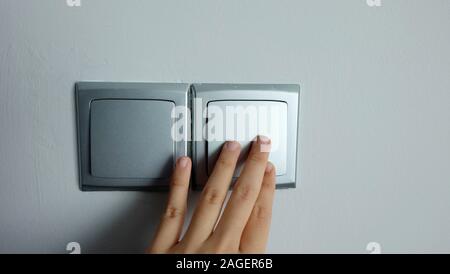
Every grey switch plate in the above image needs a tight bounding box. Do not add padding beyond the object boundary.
[191,83,299,190]
[75,82,299,191]
[75,82,190,191]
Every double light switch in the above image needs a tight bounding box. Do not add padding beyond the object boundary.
[76,82,299,191]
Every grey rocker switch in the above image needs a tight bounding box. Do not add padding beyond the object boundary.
[76,82,189,191]
[90,100,174,179]
[191,84,299,190]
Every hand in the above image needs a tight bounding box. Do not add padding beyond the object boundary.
[147,136,275,254]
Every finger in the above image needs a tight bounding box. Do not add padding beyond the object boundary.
[240,162,276,253]
[148,156,191,253]
[182,141,241,247]
[211,136,271,246]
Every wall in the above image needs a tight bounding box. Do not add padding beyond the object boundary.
[0,0,449,253]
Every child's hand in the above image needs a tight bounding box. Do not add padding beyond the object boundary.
[148,136,275,254]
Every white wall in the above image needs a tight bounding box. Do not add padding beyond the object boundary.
[0,0,449,253]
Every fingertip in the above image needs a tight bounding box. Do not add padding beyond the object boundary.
[224,140,241,152]
[176,156,191,169]
[265,162,274,174]
[256,135,271,153]
[171,156,191,187]
[257,135,271,145]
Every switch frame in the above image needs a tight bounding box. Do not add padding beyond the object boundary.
[191,83,300,190]
[75,82,190,191]
[76,82,299,191]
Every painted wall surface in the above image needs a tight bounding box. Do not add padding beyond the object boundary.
[1,0,449,253]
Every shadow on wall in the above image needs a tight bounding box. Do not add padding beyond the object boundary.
[80,191,202,254]
[83,193,167,254]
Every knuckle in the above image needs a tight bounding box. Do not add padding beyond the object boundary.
[202,187,223,205]
[163,206,184,219]
[254,204,272,220]
[234,184,257,202]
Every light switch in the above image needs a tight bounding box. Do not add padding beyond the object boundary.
[206,100,288,177]
[76,82,189,191]
[76,82,299,191]
[191,83,299,190]
[90,99,174,179]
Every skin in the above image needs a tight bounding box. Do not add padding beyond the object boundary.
[147,136,276,254]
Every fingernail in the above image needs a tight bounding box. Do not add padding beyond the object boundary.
[265,163,273,173]
[178,157,189,168]
[258,136,271,152]
[225,141,240,151]
[258,135,271,144]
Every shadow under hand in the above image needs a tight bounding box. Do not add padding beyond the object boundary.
[84,192,167,254]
